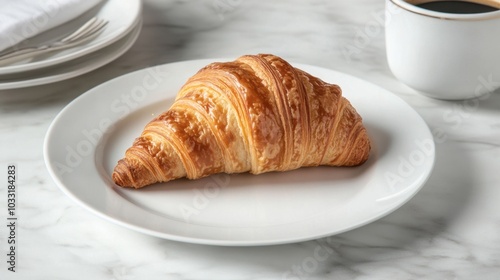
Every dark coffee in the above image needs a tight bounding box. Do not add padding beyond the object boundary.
[417,1,498,14]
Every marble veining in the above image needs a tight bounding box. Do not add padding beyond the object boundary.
[1,0,500,279]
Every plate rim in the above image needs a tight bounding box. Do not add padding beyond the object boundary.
[44,59,435,246]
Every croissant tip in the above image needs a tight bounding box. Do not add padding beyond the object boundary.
[112,159,138,188]
[112,171,125,187]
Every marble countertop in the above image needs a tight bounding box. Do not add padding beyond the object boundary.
[1,0,500,279]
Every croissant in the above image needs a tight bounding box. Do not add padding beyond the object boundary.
[112,54,370,188]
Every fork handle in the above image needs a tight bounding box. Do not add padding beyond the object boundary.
[0,46,49,61]
[0,31,100,66]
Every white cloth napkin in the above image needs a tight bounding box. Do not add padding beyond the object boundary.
[0,0,102,52]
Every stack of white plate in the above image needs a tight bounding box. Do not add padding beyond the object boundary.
[0,0,142,90]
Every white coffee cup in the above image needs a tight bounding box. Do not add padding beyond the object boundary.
[385,0,500,100]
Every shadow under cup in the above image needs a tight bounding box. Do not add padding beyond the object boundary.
[385,0,500,100]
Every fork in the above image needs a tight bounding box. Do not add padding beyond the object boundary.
[0,17,108,65]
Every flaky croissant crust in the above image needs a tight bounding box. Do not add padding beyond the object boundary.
[113,54,370,188]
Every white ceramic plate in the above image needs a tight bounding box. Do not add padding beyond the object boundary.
[0,0,141,75]
[44,60,435,246]
[0,20,141,90]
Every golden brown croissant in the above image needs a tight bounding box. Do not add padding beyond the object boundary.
[112,54,370,188]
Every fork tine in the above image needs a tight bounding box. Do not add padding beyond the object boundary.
[60,17,99,43]
[66,19,107,43]
[74,20,107,41]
